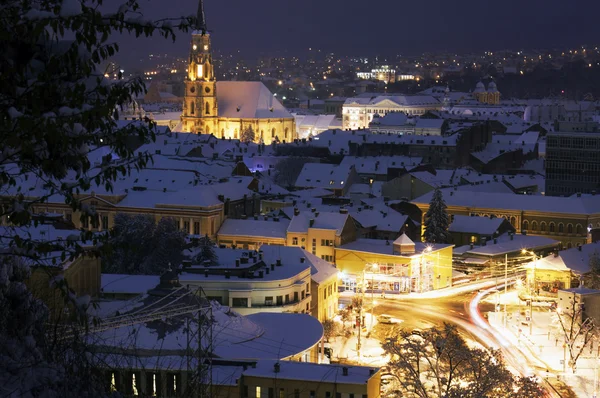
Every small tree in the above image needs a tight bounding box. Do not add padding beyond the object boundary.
[272,157,311,189]
[322,319,337,343]
[585,250,600,289]
[383,324,537,398]
[423,188,450,243]
[193,234,218,266]
[103,214,187,275]
[553,293,597,373]
[339,307,352,328]
[240,125,255,143]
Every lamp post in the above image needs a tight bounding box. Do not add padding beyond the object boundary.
[370,263,378,331]
[521,249,538,336]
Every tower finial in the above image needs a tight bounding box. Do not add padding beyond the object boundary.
[196,0,206,33]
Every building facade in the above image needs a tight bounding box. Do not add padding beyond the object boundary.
[342,95,441,130]
[546,132,600,197]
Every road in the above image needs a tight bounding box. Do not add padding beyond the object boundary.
[342,289,564,397]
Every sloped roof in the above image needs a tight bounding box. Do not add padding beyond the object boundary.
[287,211,349,235]
[218,218,290,239]
[393,233,414,245]
[449,215,507,235]
[216,81,293,119]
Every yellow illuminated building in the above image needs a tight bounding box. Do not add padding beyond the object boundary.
[335,234,453,293]
[180,1,296,143]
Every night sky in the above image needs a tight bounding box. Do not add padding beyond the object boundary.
[115,0,600,66]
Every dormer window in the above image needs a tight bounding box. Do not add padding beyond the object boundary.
[204,44,209,51]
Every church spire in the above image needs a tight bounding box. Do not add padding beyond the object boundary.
[196,0,206,33]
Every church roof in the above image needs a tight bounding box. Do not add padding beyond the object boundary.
[216,81,293,120]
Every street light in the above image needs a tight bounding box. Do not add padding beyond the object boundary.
[521,249,539,336]
[370,263,378,331]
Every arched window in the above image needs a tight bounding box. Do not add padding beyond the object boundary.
[205,101,210,115]
[576,224,583,234]
[234,128,238,139]
[531,221,537,231]
[221,128,225,138]
[540,222,546,232]
[522,220,529,231]
[271,128,276,138]
[549,222,555,233]
[510,216,516,227]
[567,224,573,234]
[190,101,195,115]
[558,223,564,233]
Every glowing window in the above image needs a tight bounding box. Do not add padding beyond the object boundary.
[197,64,203,79]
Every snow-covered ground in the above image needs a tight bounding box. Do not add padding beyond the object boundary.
[327,313,388,367]
[485,291,596,398]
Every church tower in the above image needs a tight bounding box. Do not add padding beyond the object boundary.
[181,0,219,135]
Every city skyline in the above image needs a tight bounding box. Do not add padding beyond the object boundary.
[113,0,600,66]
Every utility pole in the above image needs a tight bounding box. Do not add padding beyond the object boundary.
[504,254,508,329]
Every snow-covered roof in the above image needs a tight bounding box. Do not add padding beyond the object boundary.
[344,95,440,107]
[393,233,414,246]
[412,189,600,215]
[560,287,600,296]
[241,359,377,384]
[287,211,349,235]
[370,112,408,126]
[415,118,445,129]
[294,163,354,190]
[216,81,293,120]
[540,242,600,275]
[471,142,536,164]
[409,169,471,188]
[338,238,451,257]
[449,215,508,235]
[217,218,290,240]
[340,155,422,175]
[101,274,160,294]
[94,298,322,361]
[454,233,560,257]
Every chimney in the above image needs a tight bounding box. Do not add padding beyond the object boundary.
[274,363,280,373]
[258,251,263,261]
[310,219,315,227]
[276,259,282,266]
[235,259,240,267]
[554,251,559,258]
[300,257,306,263]
[315,211,320,217]
[259,271,264,278]
[294,208,300,216]
[342,367,348,376]
[311,208,316,213]
[450,191,454,196]
[271,263,275,271]
[470,243,474,250]
[385,240,390,246]
[509,232,514,241]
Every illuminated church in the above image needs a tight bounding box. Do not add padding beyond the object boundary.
[180,0,296,144]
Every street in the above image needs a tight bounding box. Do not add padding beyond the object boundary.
[341,290,569,397]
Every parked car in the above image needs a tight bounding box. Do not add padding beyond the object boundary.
[377,314,396,324]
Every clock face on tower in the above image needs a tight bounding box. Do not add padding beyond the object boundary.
[205,86,211,93]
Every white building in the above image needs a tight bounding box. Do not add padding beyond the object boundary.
[342,95,441,130]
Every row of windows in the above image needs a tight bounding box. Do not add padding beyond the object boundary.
[245,385,366,398]
[522,220,584,235]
